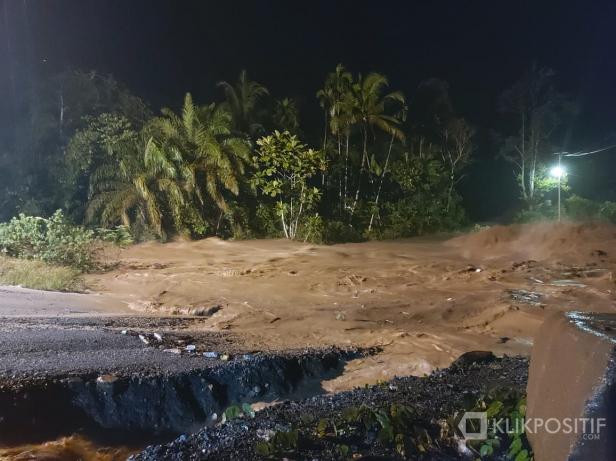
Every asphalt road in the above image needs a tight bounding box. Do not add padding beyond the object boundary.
[0,285,129,316]
[0,286,231,381]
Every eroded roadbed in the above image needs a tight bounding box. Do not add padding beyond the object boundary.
[0,316,361,445]
[133,356,529,461]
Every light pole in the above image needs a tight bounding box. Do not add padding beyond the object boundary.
[550,155,566,222]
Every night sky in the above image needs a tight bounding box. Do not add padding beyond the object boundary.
[2,0,616,219]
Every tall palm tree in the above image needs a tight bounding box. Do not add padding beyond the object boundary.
[150,93,251,214]
[349,73,406,217]
[317,64,354,207]
[317,64,353,147]
[273,98,300,133]
[217,70,269,138]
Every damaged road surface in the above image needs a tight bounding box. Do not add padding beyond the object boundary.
[0,316,358,447]
[134,356,529,460]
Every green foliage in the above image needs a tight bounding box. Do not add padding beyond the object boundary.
[468,390,533,461]
[252,131,326,239]
[222,403,256,423]
[375,153,466,238]
[565,195,602,221]
[323,221,363,243]
[2,66,483,244]
[87,93,251,239]
[514,194,616,224]
[0,211,95,270]
[255,429,299,457]
[217,70,269,138]
[94,225,134,246]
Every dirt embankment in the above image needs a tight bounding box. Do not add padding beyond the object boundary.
[86,221,616,390]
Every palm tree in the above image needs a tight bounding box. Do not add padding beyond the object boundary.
[317,64,354,208]
[273,98,300,133]
[86,132,185,240]
[217,70,269,138]
[368,104,408,233]
[150,93,251,216]
[349,73,406,217]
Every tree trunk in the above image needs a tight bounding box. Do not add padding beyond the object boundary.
[349,126,368,220]
[368,132,394,233]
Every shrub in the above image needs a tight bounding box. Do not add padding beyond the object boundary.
[564,195,601,221]
[323,220,364,243]
[94,225,134,246]
[0,210,95,270]
[599,201,616,223]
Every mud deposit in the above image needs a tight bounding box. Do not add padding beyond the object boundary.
[133,355,528,460]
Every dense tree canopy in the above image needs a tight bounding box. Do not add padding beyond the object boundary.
[2,63,602,243]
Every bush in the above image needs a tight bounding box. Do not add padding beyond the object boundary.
[0,210,95,270]
[564,195,601,221]
[599,201,616,223]
[323,220,364,243]
[94,225,134,246]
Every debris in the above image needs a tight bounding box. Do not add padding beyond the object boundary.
[529,277,544,284]
[462,265,482,273]
[121,330,128,335]
[138,334,150,345]
[335,311,346,321]
[507,289,543,305]
[96,374,118,384]
[242,354,254,360]
[163,348,182,354]
[185,345,196,352]
[591,249,608,257]
[203,351,219,359]
[581,269,611,278]
[220,354,230,361]
[550,280,587,288]
[446,297,454,302]
[498,337,510,344]
[153,333,163,342]
[269,317,281,324]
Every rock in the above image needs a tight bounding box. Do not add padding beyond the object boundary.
[451,351,496,368]
[527,311,616,460]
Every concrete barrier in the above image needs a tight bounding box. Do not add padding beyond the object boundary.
[527,311,616,460]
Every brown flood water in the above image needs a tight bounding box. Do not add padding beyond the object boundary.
[0,436,136,461]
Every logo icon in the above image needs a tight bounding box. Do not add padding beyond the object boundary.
[458,411,488,440]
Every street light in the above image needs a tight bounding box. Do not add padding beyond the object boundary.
[550,156,566,222]
[550,165,566,178]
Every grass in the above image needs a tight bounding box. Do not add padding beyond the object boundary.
[0,256,83,292]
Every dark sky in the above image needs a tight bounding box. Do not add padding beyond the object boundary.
[2,0,616,218]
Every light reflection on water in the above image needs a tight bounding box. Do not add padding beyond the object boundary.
[0,435,137,461]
